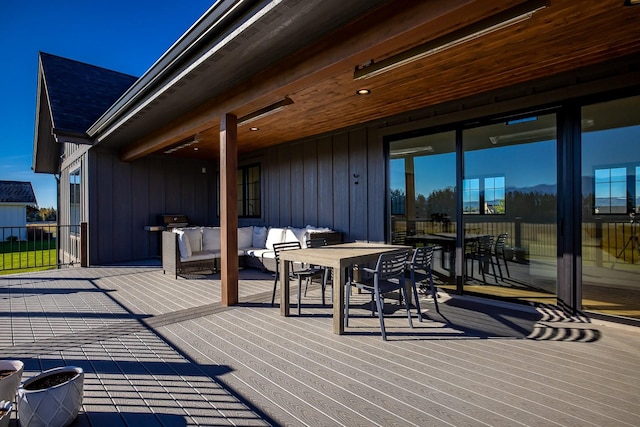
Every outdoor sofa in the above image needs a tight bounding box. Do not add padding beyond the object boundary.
[162,225,342,278]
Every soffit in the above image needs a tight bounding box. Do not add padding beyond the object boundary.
[95,0,389,149]
[110,0,640,161]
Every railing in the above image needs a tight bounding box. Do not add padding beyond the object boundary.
[391,217,638,263]
[0,223,85,273]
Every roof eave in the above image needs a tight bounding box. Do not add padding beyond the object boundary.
[86,0,254,139]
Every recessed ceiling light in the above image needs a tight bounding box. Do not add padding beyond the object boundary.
[356,89,371,95]
[193,147,199,151]
[250,127,259,131]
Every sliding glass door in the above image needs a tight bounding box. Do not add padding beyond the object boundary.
[462,114,558,302]
[389,131,457,282]
[581,95,640,319]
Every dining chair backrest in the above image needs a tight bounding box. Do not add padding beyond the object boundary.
[478,235,494,254]
[375,250,410,281]
[273,241,302,264]
[494,233,508,252]
[410,246,434,272]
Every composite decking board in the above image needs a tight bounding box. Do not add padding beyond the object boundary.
[2,267,640,426]
[223,308,570,427]
[166,315,441,427]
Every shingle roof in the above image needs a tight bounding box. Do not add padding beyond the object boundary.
[39,52,138,133]
[0,181,37,204]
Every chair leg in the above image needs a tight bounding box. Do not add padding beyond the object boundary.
[297,276,303,316]
[410,272,423,322]
[271,274,278,306]
[429,272,440,314]
[345,276,351,327]
[493,253,504,281]
[403,287,414,328]
[502,253,511,277]
[374,290,387,341]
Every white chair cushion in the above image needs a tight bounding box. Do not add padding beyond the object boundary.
[246,248,276,259]
[174,230,192,258]
[202,227,221,251]
[265,227,286,250]
[180,227,203,252]
[282,228,307,248]
[238,226,254,249]
[252,226,268,248]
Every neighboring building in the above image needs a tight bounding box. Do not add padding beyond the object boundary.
[0,181,37,241]
[32,0,640,323]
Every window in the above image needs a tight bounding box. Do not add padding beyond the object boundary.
[484,176,505,214]
[463,178,480,214]
[594,166,634,214]
[69,169,81,233]
[463,176,505,215]
[238,164,261,217]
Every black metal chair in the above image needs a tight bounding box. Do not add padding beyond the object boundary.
[345,249,417,341]
[493,233,511,279]
[409,245,439,314]
[467,235,497,284]
[272,241,325,315]
[304,237,331,304]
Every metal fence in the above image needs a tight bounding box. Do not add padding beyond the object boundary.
[0,223,82,273]
[391,217,637,263]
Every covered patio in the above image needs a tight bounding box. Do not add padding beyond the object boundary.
[1,264,638,426]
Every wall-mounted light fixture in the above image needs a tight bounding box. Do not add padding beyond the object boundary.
[354,0,548,80]
[238,97,294,126]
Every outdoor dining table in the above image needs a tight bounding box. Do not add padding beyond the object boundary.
[278,241,411,335]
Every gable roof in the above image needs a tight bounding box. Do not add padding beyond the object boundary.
[0,181,37,205]
[33,53,139,174]
[39,52,138,133]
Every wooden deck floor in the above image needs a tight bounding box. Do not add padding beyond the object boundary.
[1,263,639,426]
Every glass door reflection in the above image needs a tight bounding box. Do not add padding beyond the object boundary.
[389,130,457,282]
[462,114,558,302]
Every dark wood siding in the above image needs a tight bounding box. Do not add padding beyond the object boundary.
[253,123,385,243]
[89,150,215,265]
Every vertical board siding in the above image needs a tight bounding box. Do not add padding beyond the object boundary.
[349,128,368,241]
[332,133,351,239]
[89,151,214,264]
[277,148,292,226]
[303,141,318,227]
[112,157,133,262]
[289,143,304,227]
[266,150,280,226]
[317,136,334,228]
[258,124,386,242]
[131,160,150,259]
[367,127,386,242]
[97,150,114,264]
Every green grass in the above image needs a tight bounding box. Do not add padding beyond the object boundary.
[0,246,57,275]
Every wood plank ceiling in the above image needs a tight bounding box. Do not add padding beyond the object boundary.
[120,0,640,162]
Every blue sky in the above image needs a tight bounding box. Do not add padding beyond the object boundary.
[0,0,214,208]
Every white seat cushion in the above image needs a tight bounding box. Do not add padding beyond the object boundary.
[202,227,221,251]
[252,226,268,248]
[174,230,192,258]
[238,226,254,249]
[180,250,219,262]
[179,227,203,252]
[246,248,275,259]
[265,227,286,250]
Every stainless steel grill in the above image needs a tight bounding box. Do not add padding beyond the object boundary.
[159,214,189,230]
